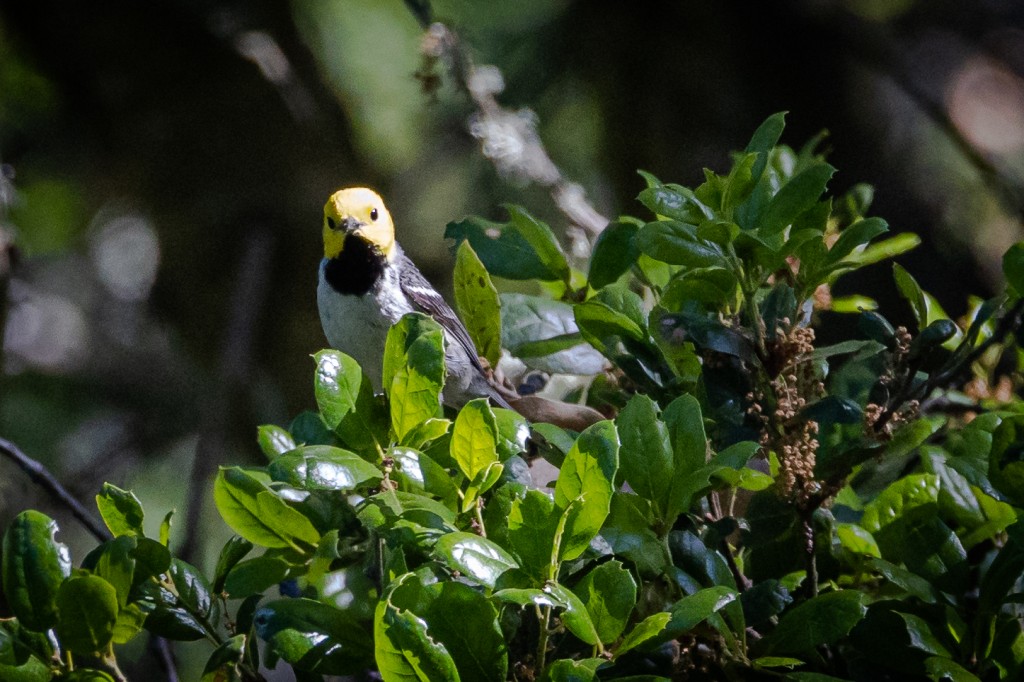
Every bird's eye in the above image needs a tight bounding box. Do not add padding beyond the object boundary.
[326,216,336,229]
[370,208,379,222]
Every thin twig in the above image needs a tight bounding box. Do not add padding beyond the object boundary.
[0,436,111,542]
[415,18,610,238]
[147,636,179,682]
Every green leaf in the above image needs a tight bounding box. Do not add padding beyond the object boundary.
[95,483,145,537]
[446,215,556,281]
[616,394,673,517]
[377,573,505,682]
[588,220,640,289]
[764,590,866,655]
[434,532,518,588]
[214,467,321,551]
[663,395,708,521]
[895,611,951,657]
[923,657,980,682]
[170,559,213,618]
[93,536,136,607]
[601,493,671,576]
[451,399,499,482]
[1003,241,1024,297]
[500,293,606,375]
[390,447,459,507]
[760,163,836,235]
[636,220,725,268]
[546,658,604,681]
[55,575,119,654]
[638,184,714,223]
[314,349,363,430]
[213,536,253,594]
[493,408,530,462]
[267,445,382,492]
[893,263,929,330]
[866,558,938,604]
[201,634,246,682]
[861,474,940,534]
[823,217,888,268]
[111,602,147,646]
[254,598,373,675]
[664,586,738,637]
[836,523,880,559]
[506,205,571,285]
[453,241,502,367]
[385,313,446,442]
[614,612,672,659]
[545,582,602,646]
[159,510,173,546]
[745,112,787,184]
[1,510,71,631]
[554,421,620,561]
[224,555,291,598]
[400,417,452,450]
[507,490,561,581]
[572,560,637,644]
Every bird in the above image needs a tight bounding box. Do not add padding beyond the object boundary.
[317,187,513,409]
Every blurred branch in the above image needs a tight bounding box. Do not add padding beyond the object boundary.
[0,436,111,542]
[179,224,274,563]
[411,10,610,238]
[839,15,1024,219]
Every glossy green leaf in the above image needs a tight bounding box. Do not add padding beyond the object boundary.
[224,555,291,598]
[554,421,620,561]
[93,536,136,607]
[638,184,713,223]
[664,586,738,637]
[546,658,604,681]
[55,575,119,654]
[589,220,640,289]
[614,612,672,658]
[500,293,606,375]
[95,483,145,537]
[254,598,373,675]
[493,408,530,461]
[445,215,557,282]
[923,657,979,682]
[1,510,71,631]
[572,560,637,644]
[434,532,518,588]
[546,582,602,646]
[836,523,880,558]
[505,205,571,285]
[267,445,382,492]
[861,474,940,534]
[866,558,938,604]
[400,417,452,450]
[201,634,246,682]
[385,313,446,442]
[895,611,950,657]
[745,112,787,184]
[636,220,725,268]
[213,536,253,594]
[453,241,502,367]
[507,490,561,580]
[616,394,673,517]
[893,263,929,330]
[824,217,888,268]
[764,590,866,655]
[601,493,671,576]
[760,162,836,235]
[451,398,499,481]
[214,467,321,550]
[256,425,297,459]
[314,349,363,430]
[663,394,708,521]
[391,446,459,506]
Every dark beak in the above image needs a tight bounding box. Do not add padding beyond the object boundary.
[340,216,363,233]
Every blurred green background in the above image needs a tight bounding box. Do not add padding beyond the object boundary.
[1,0,1022,675]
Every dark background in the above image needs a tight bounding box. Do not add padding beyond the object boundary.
[1,0,1022,675]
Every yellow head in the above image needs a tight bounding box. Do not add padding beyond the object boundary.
[322,187,396,260]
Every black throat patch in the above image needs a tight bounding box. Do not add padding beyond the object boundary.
[324,235,387,296]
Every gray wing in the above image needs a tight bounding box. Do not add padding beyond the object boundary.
[397,254,486,374]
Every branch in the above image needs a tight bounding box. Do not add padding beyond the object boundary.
[178,224,274,563]
[416,19,610,238]
[0,436,111,542]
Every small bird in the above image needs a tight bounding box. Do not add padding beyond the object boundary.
[318,187,512,409]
